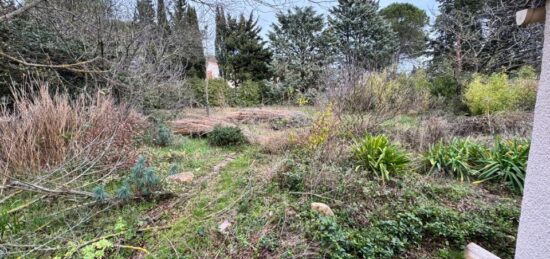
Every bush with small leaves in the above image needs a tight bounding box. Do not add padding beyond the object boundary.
[352,134,409,181]
[190,77,229,106]
[207,125,248,147]
[228,80,262,107]
[153,124,173,147]
[464,70,537,115]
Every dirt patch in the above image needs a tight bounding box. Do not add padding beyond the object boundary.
[169,107,310,136]
[169,115,232,136]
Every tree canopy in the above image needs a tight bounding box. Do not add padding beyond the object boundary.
[380,3,429,60]
[216,11,272,85]
[268,7,332,93]
[329,0,398,69]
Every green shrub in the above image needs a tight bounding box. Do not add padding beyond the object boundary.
[464,71,537,115]
[190,77,229,106]
[153,124,173,147]
[305,203,518,258]
[127,156,161,196]
[352,134,409,181]
[207,125,248,147]
[259,81,286,105]
[342,70,431,114]
[513,65,537,80]
[228,80,262,107]
[478,138,529,192]
[425,138,483,181]
[430,73,458,99]
[510,66,538,111]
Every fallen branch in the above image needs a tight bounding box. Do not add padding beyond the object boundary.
[0,0,46,22]
[7,195,46,215]
[8,180,95,198]
[0,51,100,69]
[115,244,150,254]
[5,181,176,202]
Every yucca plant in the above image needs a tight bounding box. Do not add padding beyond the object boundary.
[353,134,409,181]
[425,138,483,182]
[477,138,529,192]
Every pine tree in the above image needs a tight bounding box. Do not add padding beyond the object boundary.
[223,13,272,85]
[135,0,155,25]
[185,6,206,78]
[268,7,331,93]
[329,0,397,69]
[380,3,428,61]
[157,0,170,34]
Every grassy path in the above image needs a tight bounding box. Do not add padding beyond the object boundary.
[143,136,284,258]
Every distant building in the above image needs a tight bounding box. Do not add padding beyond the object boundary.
[206,56,220,79]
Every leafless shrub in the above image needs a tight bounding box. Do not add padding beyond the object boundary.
[452,112,533,137]
[384,116,452,152]
[325,67,431,117]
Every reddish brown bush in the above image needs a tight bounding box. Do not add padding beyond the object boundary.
[0,84,145,181]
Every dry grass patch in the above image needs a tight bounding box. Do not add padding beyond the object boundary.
[0,84,145,181]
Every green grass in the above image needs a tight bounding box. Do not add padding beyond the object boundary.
[145,144,283,257]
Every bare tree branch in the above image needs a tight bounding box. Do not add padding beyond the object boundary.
[0,0,46,22]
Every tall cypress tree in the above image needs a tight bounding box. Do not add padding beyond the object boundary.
[186,6,205,78]
[157,0,169,34]
[329,0,397,69]
[173,0,186,30]
[135,0,155,25]
[215,6,227,78]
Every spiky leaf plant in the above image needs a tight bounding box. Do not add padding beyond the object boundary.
[353,134,409,181]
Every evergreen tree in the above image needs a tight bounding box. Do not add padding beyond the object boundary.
[185,6,206,78]
[157,0,170,34]
[136,0,155,25]
[222,13,272,85]
[380,3,428,61]
[268,7,331,93]
[173,0,186,30]
[329,0,397,69]
[215,6,227,78]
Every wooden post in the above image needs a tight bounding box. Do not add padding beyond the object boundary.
[517,7,546,26]
[465,243,500,259]
[203,25,210,117]
[516,1,550,257]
